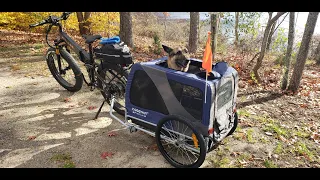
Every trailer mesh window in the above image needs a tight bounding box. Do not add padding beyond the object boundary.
[169,80,203,120]
[129,70,169,115]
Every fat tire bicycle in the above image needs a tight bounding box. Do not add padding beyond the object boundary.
[30,12,131,117]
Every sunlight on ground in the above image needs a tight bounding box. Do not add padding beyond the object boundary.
[1,92,60,108]
[0,143,63,168]
[74,117,113,136]
[32,117,112,141]
[19,114,55,123]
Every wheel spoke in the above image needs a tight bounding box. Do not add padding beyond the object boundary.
[157,117,205,168]
[180,146,194,164]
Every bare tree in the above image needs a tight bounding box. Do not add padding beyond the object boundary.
[76,12,92,35]
[120,12,133,47]
[234,12,239,46]
[315,42,320,65]
[253,12,286,83]
[288,12,319,92]
[210,13,219,60]
[281,12,295,90]
[266,20,276,51]
[189,12,199,53]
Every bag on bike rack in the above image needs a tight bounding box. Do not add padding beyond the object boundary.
[93,42,133,65]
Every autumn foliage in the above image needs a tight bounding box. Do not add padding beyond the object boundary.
[0,12,120,36]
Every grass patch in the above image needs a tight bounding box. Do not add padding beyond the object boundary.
[33,43,45,49]
[263,159,278,168]
[238,109,251,117]
[62,161,76,168]
[294,130,310,138]
[263,122,289,138]
[274,142,284,154]
[294,142,315,161]
[235,152,251,167]
[210,156,232,168]
[240,96,246,102]
[216,147,226,156]
[50,153,72,162]
[246,129,256,143]
[306,59,315,65]
[50,153,75,168]
[252,115,270,123]
[259,137,269,143]
[233,128,246,141]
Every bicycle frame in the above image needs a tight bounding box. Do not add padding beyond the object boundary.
[32,13,130,95]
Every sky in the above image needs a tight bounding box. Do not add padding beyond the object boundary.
[167,12,320,36]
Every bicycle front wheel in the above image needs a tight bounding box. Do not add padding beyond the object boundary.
[46,47,83,92]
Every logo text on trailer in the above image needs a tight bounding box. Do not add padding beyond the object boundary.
[132,108,149,117]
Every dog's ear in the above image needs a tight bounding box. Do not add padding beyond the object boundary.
[162,45,173,54]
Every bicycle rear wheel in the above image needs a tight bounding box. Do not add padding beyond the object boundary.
[98,65,128,116]
[46,47,83,92]
[155,115,206,168]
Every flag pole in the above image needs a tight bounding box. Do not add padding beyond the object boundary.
[202,31,212,104]
[204,70,208,103]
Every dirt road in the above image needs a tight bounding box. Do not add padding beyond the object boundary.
[0,56,176,168]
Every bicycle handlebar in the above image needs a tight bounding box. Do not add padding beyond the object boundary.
[29,19,49,28]
[29,12,73,28]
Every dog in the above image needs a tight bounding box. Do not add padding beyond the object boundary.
[162,45,190,72]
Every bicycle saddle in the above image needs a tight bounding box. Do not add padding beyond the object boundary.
[83,35,102,44]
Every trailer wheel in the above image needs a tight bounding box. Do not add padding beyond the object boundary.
[155,115,206,168]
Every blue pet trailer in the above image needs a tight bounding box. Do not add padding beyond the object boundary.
[109,57,239,168]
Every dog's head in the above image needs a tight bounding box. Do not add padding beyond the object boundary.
[162,45,190,72]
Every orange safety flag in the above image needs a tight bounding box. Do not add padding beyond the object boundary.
[202,31,213,75]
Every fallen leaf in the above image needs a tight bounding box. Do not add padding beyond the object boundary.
[272,154,279,159]
[147,144,158,151]
[107,132,117,137]
[265,132,273,136]
[78,101,88,106]
[11,64,20,71]
[64,98,71,103]
[5,86,12,88]
[248,79,254,85]
[239,159,248,165]
[28,136,36,140]
[101,152,113,159]
[278,135,287,142]
[311,133,319,144]
[300,104,308,108]
[88,106,97,110]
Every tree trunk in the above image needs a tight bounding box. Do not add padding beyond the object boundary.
[234,12,239,46]
[76,12,91,35]
[119,12,133,47]
[210,13,219,60]
[266,20,277,51]
[253,12,286,83]
[288,12,319,92]
[315,41,320,65]
[189,12,199,53]
[281,12,295,90]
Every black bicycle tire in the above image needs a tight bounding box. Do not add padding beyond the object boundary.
[46,47,83,92]
[155,115,206,168]
[98,66,128,116]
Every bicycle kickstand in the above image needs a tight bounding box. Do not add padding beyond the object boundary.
[94,100,106,120]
